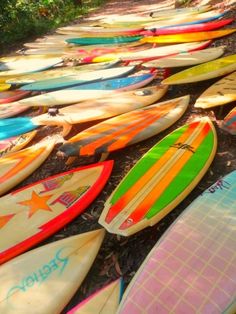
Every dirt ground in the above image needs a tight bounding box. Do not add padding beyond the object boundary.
[2,0,236,312]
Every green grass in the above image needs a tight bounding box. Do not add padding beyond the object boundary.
[0,0,106,51]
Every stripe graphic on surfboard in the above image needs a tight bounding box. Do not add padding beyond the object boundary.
[0,140,55,196]
[117,171,236,314]
[99,117,217,236]
[59,95,189,157]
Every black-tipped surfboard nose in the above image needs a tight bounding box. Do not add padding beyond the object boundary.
[58,143,81,157]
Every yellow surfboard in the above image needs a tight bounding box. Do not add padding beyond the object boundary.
[0,83,11,91]
[142,29,236,44]
[0,229,105,314]
[0,140,55,196]
[162,54,236,84]
[195,71,236,108]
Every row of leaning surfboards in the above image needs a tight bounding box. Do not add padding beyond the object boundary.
[0,2,235,314]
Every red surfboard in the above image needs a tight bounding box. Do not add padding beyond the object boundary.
[0,160,113,264]
[0,90,31,104]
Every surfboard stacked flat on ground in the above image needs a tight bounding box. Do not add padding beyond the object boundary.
[6,72,156,107]
[20,66,136,91]
[147,19,234,35]
[221,107,236,135]
[143,46,225,68]
[0,229,105,314]
[0,140,55,196]
[0,85,168,139]
[117,171,236,314]
[195,71,236,108]
[67,278,123,314]
[0,104,29,119]
[99,117,217,236]
[58,95,190,158]
[0,161,113,264]
[162,54,236,84]
[142,29,236,44]
[83,41,211,63]
[6,60,120,85]
[0,131,37,158]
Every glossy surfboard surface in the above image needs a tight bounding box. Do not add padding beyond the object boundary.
[151,19,234,35]
[99,117,217,236]
[0,83,11,91]
[221,107,236,135]
[149,5,211,18]
[162,54,236,84]
[142,29,236,44]
[0,161,113,264]
[0,229,105,313]
[101,10,226,28]
[67,278,123,314]
[0,90,31,104]
[87,41,211,63]
[0,131,37,158]
[66,35,143,45]
[8,72,155,107]
[143,46,225,68]
[6,60,120,85]
[59,95,190,157]
[0,140,55,196]
[195,71,236,108]
[117,171,236,314]
[0,85,168,139]
[0,103,29,119]
[0,55,62,76]
[20,66,135,91]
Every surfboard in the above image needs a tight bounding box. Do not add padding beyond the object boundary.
[0,160,113,264]
[57,25,144,35]
[142,29,236,44]
[59,95,190,158]
[149,5,211,18]
[67,278,123,314]
[221,107,236,135]
[143,46,225,68]
[0,85,168,139]
[0,131,37,158]
[0,229,105,313]
[194,71,236,108]
[20,66,135,91]
[66,35,143,45]
[0,140,55,196]
[6,60,120,85]
[83,41,211,63]
[0,55,62,75]
[0,90,31,104]
[101,10,226,28]
[149,19,234,35]
[99,117,217,236]
[162,54,236,85]
[0,103,29,119]
[0,83,11,91]
[8,72,156,107]
[117,170,236,314]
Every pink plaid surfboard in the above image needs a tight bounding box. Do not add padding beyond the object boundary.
[118,171,236,314]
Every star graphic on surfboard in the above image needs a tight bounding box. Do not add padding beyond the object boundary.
[18,191,53,218]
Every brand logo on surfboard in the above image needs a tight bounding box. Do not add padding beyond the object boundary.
[50,186,90,208]
[171,142,195,153]
[39,173,74,194]
[6,247,69,300]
